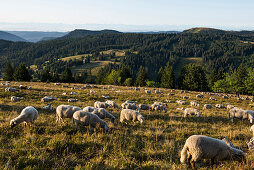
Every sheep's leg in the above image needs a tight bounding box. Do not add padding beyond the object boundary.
[24,122,27,128]
[210,158,215,169]
[190,160,196,169]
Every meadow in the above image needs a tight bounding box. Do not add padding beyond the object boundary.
[0,81,253,169]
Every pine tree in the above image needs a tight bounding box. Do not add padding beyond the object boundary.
[157,67,164,84]
[135,66,148,87]
[208,69,217,90]
[3,61,14,81]
[61,67,73,83]
[40,68,51,82]
[161,62,175,89]
[13,63,31,82]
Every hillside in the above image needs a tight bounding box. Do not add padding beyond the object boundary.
[183,27,226,34]
[0,31,27,42]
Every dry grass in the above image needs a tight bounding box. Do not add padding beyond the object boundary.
[0,81,253,169]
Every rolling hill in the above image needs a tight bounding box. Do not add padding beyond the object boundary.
[0,31,27,42]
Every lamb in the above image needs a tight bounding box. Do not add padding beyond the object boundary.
[228,108,254,123]
[121,103,140,111]
[120,109,144,124]
[41,96,57,102]
[72,111,108,132]
[10,106,38,128]
[92,108,115,123]
[180,135,245,168]
[138,104,150,110]
[94,101,112,108]
[190,101,199,107]
[11,96,24,102]
[56,105,82,123]
[42,104,52,111]
[215,104,226,109]
[83,106,97,112]
[106,100,119,109]
[203,104,213,109]
[68,98,78,102]
[183,108,200,117]
[151,104,167,113]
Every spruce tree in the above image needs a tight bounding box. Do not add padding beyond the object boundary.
[61,67,73,83]
[157,67,164,84]
[13,63,31,82]
[3,61,14,81]
[135,66,148,87]
[161,62,175,89]
[41,68,51,82]
[208,69,217,90]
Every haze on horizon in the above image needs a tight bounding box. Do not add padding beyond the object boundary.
[0,0,254,32]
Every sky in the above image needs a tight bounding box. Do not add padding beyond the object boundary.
[0,0,254,31]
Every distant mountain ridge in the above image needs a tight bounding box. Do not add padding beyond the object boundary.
[0,31,27,42]
[60,29,121,39]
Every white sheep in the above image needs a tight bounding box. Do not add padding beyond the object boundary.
[215,104,226,109]
[121,103,140,111]
[106,100,119,109]
[11,96,24,102]
[183,96,189,99]
[42,104,52,111]
[41,96,57,102]
[56,105,82,123]
[92,108,115,123]
[138,104,150,110]
[145,90,151,94]
[250,125,254,137]
[176,100,188,105]
[68,98,78,102]
[196,94,204,98]
[209,97,217,101]
[151,104,167,113]
[190,101,199,107]
[94,101,111,108]
[10,106,38,128]
[180,135,245,168]
[5,87,19,92]
[183,108,200,117]
[70,92,77,95]
[83,106,97,112]
[72,111,108,132]
[227,104,235,110]
[120,109,144,124]
[203,104,213,109]
[228,108,254,123]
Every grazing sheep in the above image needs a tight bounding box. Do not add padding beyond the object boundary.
[72,111,108,132]
[42,104,52,110]
[155,90,161,94]
[183,96,189,99]
[138,104,150,110]
[90,90,95,94]
[215,104,226,109]
[102,95,110,99]
[203,104,213,109]
[176,107,185,111]
[183,108,200,117]
[120,109,144,124]
[5,87,19,92]
[19,85,27,89]
[92,108,115,123]
[145,90,151,94]
[83,106,97,112]
[62,92,67,95]
[151,104,167,113]
[56,105,82,123]
[176,100,188,105]
[209,97,217,101]
[227,104,235,110]
[54,83,61,85]
[180,135,245,168]
[70,92,77,95]
[41,96,57,102]
[28,86,32,90]
[94,101,111,108]
[68,98,78,102]
[222,95,229,99]
[135,87,140,91]
[228,108,254,123]
[250,125,254,137]
[121,103,140,111]
[167,93,174,96]
[10,106,38,128]
[11,96,24,102]
[125,100,137,104]
[153,102,166,106]
[196,94,204,98]
[106,100,119,109]
[190,101,199,107]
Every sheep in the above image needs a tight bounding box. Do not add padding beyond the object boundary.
[183,108,200,117]
[70,92,77,95]
[155,90,161,94]
[138,104,150,110]
[11,96,24,102]
[106,100,119,109]
[167,93,174,96]
[92,108,115,123]
[28,86,32,90]
[190,101,199,107]
[68,98,78,102]
[151,104,167,113]
[227,104,235,110]
[180,135,245,168]
[222,95,229,99]
[153,102,166,106]
[121,103,140,111]
[19,85,27,89]
[94,101,111,108]
[183,96,189,99]
[83,106,97,112]
[54,83,61,85]
[102,95,110,99]
[209,97,217,101]
[120,109,144,124]
[42,104,52,111]
[215,104,226,109]
[90,90,95,94]
[5,87,19,92]
[176,100,188,105]
[125,100,137,104]
[203,104,213,109]
[56,105,82,123]
[228,108,254,123]
[135,87,140,91]
[41,96,57,102]
[72,110,108,132]
[145,90,151,94]
[10,106,38,128]
[196,94,204,98]
[250,125,254,137]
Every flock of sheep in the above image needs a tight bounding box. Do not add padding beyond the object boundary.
[3,82,254,168]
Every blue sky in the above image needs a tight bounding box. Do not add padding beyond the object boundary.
[0,0,254,31]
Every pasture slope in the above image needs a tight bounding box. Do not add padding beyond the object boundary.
[0,81,253,169]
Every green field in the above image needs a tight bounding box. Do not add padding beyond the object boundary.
[0,81,253,169]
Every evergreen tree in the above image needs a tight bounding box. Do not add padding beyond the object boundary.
[208,69,217,90]
[40,68,51,82]
[13,63,31,82]
[118,65,131,84]
[157,67,164,84]
[161,62,175,89]
[61,67,73,83]
[135,66,148,87]
[3,61,14,81]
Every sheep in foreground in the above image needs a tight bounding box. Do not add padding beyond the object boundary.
[10,106,38,128]
[228,108,254,123]
[120,109,144,124]
[94,101,111,108]
[183,108,200,117]
[72,111,108,132]
[106,100,119,109]
[92,108,115,123]
[56,105,82,123]
[180,135,245,168]
[83,106,97,112]
[203,104,213,109]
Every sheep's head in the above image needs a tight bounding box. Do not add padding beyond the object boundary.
[103,123,108,131]
[231,148,246,162]
[110,117,115,124]
[10,120,17,128]
[137,115,144,124]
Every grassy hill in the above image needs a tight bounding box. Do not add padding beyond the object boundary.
[183,27,226,34]
[0,81,253,169]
